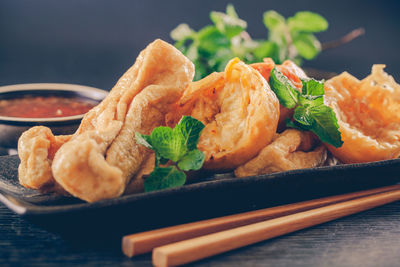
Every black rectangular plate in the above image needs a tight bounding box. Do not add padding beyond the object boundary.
[0,155,399,237]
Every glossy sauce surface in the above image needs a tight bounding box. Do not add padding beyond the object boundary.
[0,95,96,118]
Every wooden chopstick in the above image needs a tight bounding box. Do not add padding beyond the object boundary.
[152,188,400,267]
[122,184,400,257]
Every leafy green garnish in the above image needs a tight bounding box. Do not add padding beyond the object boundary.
[144,166,186,192]
[210,7,247,39]
[287,11,328,33]
[171,4,328,79]
[269,68,300,109]
[306,105,343,147]
[136,116,205,192]
[150,126,187,162]
[177,149,205,171]
[174,116,205,150]
[269,68,343,148]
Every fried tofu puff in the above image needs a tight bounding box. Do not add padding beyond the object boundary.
[324,65,400,163]
[166,58,280,170]
[235,129,327,177]
[50,40,194,202]
[18,39,194,202]
[18,127,70,193]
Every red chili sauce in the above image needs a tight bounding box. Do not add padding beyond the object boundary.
[0,95,97,118]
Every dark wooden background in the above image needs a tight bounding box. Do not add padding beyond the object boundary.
[1,1,400,266]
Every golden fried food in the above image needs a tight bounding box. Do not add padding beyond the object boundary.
[324,65,400,163]
[251,58,307,131]
[251,58,307,89]
[18,36,400,203]
[18,39,194,202]
[166,58,280,170]
[18,126,70,192]
[124,153,155,195]
[235,129,327,177]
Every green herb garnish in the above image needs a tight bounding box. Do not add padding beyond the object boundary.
[269,68,343,148]
[170,4,328,80]
[135,116,205,192]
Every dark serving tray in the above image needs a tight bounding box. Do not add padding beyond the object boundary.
[1,154,399,240]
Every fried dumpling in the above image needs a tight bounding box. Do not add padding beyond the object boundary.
[235,129,327,177]
[324,65,400,163]
[18,39,194,202]
[18,126,70,193]
[166,58,280,170]
[52,40,194,202]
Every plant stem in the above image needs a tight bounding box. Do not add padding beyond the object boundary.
[322,28,365,50]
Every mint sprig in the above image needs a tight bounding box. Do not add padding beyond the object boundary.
[136,116,205,192]
[171,4,328,80]
[144,166,186,192]
[268,68,300,108]
[269,68,343,148]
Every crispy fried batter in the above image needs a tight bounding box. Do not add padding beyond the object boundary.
[51,40,194,202]
[124,153,155,195]
[234,129,327,177]
[324,65,400,163]
[18,126,70,193]
[18,39,194,202]
[166,58,280,170]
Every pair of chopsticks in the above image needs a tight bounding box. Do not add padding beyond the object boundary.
[122,184,400,267]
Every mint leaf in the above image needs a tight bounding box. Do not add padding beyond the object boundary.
[172,5,330,79]
[193,59,208,81]
[177,149,205,171]
[292,33,321,60]
[170,23,195,41]
[263,10,286,30]
[253,41,278,60]
[186,43,199,62]
[272,71,343,148]
[290,104,343,147]
[226,4,238,18]
[285,118,308,131]
[293,105,314,126]
[210,9,246,39]
[288,11,328,32]
[174,116,205,150]
[263,11,289,63]
[299,78,324,106]
[150,127,187,162]
[269,68,300,108]
[137,116,206,192]
[197,26,230,53]
[155,153,169,166]
[301,78,324,96]
[308,105,343,147]
[207,48,235,72]
[135,132,153,149]
[144,166,186,192]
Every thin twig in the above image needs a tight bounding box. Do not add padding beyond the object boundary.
[322,27,365,50]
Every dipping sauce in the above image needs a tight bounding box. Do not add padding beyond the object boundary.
[0,95,96,118]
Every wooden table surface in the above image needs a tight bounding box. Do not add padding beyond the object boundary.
[1,200,400,266]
